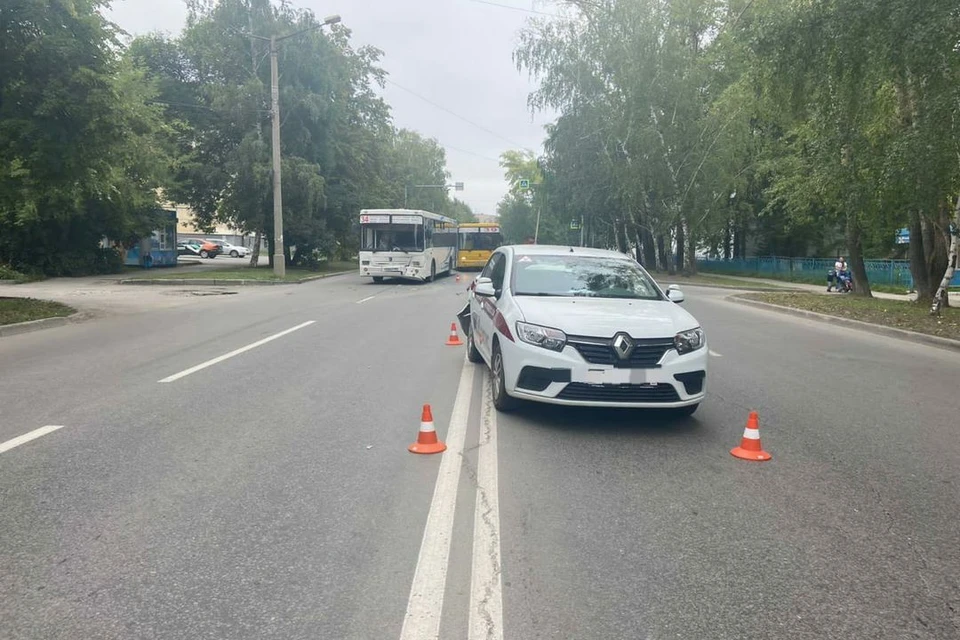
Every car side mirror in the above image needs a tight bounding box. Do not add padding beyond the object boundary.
[474,277,496,298]
[667,285,685,303]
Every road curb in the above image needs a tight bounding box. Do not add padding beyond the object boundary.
[119,270,353,286]
[665,281,797,292]
[730,295,960,353]
[0,314,78,338]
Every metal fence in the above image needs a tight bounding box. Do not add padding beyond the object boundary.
[697,256,959,288]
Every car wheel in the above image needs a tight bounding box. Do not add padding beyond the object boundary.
[467,325,483,364]
[200,250,209,258]
[672,403,699,418]
[491,345,519,411]
[230,250,239,258]
[372,276,384,283]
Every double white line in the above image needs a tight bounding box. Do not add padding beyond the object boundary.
[400,358,504,640]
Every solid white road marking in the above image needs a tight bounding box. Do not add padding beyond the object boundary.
[158,321,315,383]
[400,357,475,640]
[0,425,64,454]
[709,349,723,357]
[469,375,504,640]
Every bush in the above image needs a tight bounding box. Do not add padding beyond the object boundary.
[30,248,125,277]
[0,263,28,281]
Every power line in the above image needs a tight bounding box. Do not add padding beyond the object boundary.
[385,79,533,151]
[464,0,559,17]
[444,144,502,163]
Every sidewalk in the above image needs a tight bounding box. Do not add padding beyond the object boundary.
[703,274,915,302]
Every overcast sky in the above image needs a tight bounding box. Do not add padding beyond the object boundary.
[106,0,559,216]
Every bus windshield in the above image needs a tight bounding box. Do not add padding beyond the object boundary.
[460,232,503,251]
[361,224,423,252]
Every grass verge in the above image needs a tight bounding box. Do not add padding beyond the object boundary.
[0,298,75,326]
[650,271,789,290]
[699,269,913,294]
[741,292,960,341]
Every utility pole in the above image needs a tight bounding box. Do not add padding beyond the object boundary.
[248,14,342,278]
[269,35,284,276]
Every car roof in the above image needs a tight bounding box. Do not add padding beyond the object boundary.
[501,245,634,260]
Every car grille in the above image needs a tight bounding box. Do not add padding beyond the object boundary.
[556,383,681,403]
[567,336,675,368]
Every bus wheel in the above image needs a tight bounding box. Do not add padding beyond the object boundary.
[428,261,436,282]
[372,276,384,283]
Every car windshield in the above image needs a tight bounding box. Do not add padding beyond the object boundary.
[512,254,663,300]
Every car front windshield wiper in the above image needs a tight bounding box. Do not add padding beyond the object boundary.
[514,292,568,297]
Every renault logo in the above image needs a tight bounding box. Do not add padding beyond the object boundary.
[612,333,634,360]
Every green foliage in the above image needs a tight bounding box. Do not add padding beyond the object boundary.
[0,0,171,275]
[512,0,960,294]
[131,1,472,265]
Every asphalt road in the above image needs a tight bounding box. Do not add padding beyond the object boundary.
[1,273,958,639]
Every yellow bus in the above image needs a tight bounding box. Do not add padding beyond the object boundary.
[457,222,503,270]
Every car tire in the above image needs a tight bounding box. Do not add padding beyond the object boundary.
[372,276,384,283]
[672,403,699,418]
[491,344,519,412]
[200,250,209,258]
[230,250,239,258]
[467,326,483,364]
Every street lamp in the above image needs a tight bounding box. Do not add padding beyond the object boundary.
[249,14,341,277]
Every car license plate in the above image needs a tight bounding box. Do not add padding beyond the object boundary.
[585,369,606,385]
[584,368,645,385]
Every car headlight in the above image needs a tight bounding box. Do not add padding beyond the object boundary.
[674,327,705,355]
[516,321,566,352]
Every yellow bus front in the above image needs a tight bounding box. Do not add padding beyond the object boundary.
[457,225,503,270]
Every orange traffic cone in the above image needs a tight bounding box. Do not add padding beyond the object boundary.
[445,322,463,346]
[731,411,771,461]
[409,404,446,454]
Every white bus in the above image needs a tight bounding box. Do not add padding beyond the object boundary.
[358,209,459,282]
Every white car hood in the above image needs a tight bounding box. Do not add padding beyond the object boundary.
[513,296,698,339]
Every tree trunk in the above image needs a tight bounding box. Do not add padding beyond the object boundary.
[723,219,732,260]
[641,227,656,268]
[846,213,872,297]
[656,234,668,272]
[249,229,262,267]
[910,208,950,303]
[930,192,959,315]
[684,217,697,274]
[908,210,929,298]
[674,222,684,275]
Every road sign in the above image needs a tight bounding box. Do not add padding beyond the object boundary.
[895,228,910,244]
[454,182,464,191]
[519,179,530,190]
[570,219,581,230]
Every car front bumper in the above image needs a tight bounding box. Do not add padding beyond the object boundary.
[499,336,708,408]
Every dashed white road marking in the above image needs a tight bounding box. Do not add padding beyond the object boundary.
[400,357,475,640]
[158,321,315,383]
[709,349,723,357]
[356,295,377,304]
[0,425,64,454]
[469,375,504,640]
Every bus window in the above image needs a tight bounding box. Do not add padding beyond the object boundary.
[362,224,424,252]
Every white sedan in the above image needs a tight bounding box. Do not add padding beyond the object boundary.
[461,245,707,415]
[207,240,249,258]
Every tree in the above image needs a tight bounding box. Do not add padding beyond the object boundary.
[0,0,170,275]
